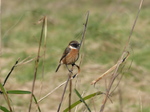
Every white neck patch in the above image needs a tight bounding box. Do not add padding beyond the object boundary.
[69,45,77,49]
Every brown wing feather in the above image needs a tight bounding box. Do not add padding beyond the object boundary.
[59,47,71,63]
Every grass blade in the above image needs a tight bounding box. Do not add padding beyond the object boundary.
[7,90,31,94]
[64,91,103,112]
[74,89,91,112]
[32,94,41,112]
[0,105,10,112]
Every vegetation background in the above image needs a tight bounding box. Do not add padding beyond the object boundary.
[1,0,150,112]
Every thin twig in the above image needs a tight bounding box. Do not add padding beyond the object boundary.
[69,64,78,111]
[16,56,32,66]
[2,14,24,38]
[69,76,72,112]
[57,72,71,112]
[91,64,117,85]
[79,11,89,50]
[91,52,129,85]
[110,65,125,95]
[39,16,47,100]
[69,66,73,112]
[118,86,123,112]
[28,16,46,112]
[123,0,144,52]
[17,55,45,66]
[38,80,67,102]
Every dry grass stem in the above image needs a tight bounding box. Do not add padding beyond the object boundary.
[17,54,45,66]
[39,16,47,100]
[38,80,67,103]
[91,51,129,85]
[57,72,71,112]
[79,11,89,50]
[118,86,123,112]
[28,16,47,112]
[69,70,73,112]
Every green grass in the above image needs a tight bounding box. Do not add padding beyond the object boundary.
[134,49,150,69]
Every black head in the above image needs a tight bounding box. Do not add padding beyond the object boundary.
[69,41,80,49]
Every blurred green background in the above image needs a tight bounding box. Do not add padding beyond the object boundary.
[1,0,150,111]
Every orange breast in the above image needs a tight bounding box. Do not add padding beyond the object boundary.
[63,49,79,65]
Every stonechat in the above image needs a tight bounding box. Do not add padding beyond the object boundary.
[55,40,80,72]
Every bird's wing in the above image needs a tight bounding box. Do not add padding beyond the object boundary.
[59,47,71,63]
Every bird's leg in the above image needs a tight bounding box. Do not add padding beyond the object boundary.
[66,65,73,74]
[72,64,80,78]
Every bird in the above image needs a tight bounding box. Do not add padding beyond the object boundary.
[55,40,80,72]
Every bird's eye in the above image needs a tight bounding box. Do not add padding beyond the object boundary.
[70,43,77,47]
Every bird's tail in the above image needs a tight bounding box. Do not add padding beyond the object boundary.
[55,64,61,72]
